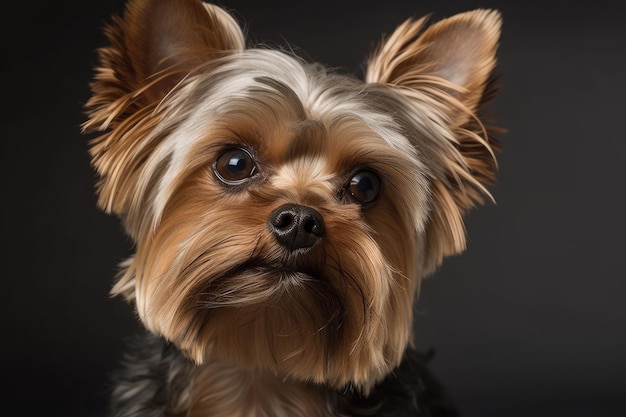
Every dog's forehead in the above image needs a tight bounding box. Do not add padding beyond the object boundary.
[280,119,327,159]
[153,49,428,207]
[182,50,417,157]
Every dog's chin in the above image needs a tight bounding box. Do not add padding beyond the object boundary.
[201,262,344,329]
[158,260,393,390]
[181,269,339,380]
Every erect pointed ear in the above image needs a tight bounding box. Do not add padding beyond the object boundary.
[89,0,245,110]
[366,10,503,274]
[366,9,501,126]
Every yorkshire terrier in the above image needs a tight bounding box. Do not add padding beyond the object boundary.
[82,0,502,415]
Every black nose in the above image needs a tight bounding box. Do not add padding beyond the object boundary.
[268,204,324,251]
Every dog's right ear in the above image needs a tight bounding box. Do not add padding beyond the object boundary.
[83,0,244,219]
[90,0,244,105]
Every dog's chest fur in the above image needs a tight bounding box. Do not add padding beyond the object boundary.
[110,332,457,417]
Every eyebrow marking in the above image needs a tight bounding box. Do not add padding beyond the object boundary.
[287,119,327,161]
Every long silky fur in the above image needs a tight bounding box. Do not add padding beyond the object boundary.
[83,1,503,416]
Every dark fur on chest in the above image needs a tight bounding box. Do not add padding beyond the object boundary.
[107,332,458,417]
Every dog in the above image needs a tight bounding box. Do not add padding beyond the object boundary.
[82,0,502,415]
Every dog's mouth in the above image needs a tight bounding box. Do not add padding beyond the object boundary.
[194,257,328,309]
[265,261,322,280]
[225,257,323,281]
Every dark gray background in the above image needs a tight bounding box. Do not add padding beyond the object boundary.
[2,0,624,416]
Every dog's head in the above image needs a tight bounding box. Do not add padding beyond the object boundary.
[83,0,501,392]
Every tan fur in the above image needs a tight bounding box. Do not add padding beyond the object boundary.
[367,10,502,273]
[188,363,334,417]
[83,0,502,414]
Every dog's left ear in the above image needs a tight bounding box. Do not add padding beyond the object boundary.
[366,10,502,273]
[366,9,501,125]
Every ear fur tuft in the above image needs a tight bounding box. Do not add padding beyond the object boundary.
[367,9,503,273]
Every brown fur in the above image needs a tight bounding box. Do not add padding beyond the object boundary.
[83,0,502,415]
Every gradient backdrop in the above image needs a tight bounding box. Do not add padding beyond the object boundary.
[2,0,624,416]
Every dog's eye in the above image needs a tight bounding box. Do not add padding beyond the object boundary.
[213,148,258,185]
[347,170,381,204]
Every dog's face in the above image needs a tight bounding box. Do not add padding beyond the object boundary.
[84,0,501,392]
